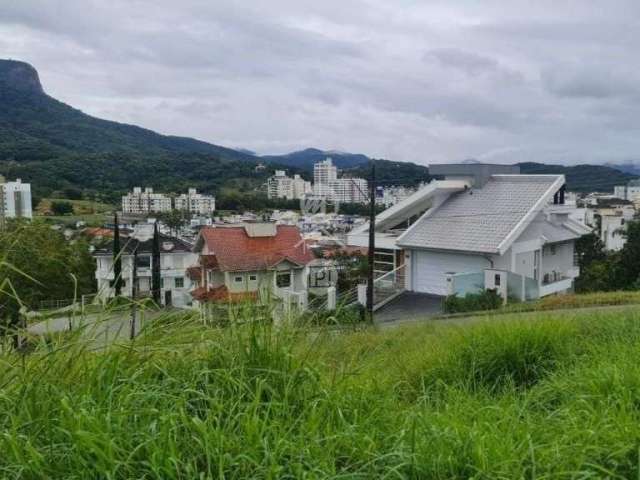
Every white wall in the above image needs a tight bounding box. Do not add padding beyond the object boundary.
[541,242,575,283]
[95,251,198,308]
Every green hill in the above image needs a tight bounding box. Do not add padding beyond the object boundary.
[518,162,636,192]
[1,59,634,199]
[0,59,267,200]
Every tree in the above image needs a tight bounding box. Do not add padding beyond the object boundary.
[615,220,640,288]
[151,222,161,305]
[51,201,73,216]
[157,210,188,236]
[575,233,605,271]
[111,213,124,296]
[0,219,96,322]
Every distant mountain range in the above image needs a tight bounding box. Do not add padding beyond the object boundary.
[0,58,635,200]
[261,148,369,169]
[517,162,636,192]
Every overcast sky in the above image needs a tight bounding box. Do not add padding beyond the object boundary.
[2,1,640,165]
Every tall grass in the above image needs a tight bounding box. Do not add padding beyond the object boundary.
[3,306,640,477]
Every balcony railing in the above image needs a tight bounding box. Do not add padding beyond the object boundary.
[372,263,406,310]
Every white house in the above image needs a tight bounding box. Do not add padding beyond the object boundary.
[94,228,198,308]
[596,206,635,251]
[0,177,32,219]
[348,163,591,306]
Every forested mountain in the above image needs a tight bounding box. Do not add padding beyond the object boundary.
[518,162,636,192]
[0,59,634,202]
[0,60,255,161]
[0,59,272,201]
[261,148,370,169]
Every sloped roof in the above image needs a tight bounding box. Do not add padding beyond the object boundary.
[398,175,563,254]
[197,225,314,272]
[540,222,584,244]
[93,233,193,256]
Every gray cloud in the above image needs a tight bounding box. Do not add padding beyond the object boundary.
[2,0,640,165]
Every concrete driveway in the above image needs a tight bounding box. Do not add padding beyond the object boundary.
[374,292,444,323]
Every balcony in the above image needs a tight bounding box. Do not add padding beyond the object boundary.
[540,270,575,297]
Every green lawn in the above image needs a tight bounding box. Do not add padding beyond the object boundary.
[3,305,640,477]
[34,197,114,227]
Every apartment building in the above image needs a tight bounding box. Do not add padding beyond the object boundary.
[329,177,368,204]
[614,180,640,202]
[174,188,216,215]
[376,185,416,208]
[122,187,172,214]
[267,171,312,200]
[313,158,368,204]
[0,177,32,220]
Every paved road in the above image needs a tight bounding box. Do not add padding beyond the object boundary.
[28,308,160,346]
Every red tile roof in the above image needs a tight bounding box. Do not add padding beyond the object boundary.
[186,266,202,281]
[198,225,314,272]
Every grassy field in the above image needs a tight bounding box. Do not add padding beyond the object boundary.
[34,197,114,227]
[3,305,640,478]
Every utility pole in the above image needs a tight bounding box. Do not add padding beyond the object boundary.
[130,246,138,340]
[366,159,376,322]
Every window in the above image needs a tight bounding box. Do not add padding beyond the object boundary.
[174,277,184,288]
[249,275,257,281]
[234,276,243,283]
[135,255,151,269]
[276,272,291,288]
[550,245,556,255]
[494,274,501,287]
[160,278,164,288]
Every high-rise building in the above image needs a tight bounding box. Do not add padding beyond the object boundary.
[312,158,368,204]
[313,158,338,197]
[122,187,172,214]
[174,188,216,215]
[329,177,368,204]
[267,171,312,200]
[0,177,32,221]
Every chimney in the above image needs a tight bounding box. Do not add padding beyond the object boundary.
[243,222,277,237]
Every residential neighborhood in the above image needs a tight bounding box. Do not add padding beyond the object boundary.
[5,3,640,475]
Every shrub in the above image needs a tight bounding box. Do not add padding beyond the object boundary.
[443,289,502,313]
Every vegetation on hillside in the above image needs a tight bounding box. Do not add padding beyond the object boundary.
[519,161,637,192]
[3,306,640,477]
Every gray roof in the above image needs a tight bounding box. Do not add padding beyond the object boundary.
[397,175,561,254]
[540,222,581,244]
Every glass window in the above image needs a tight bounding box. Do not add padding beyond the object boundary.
[160,278,164,288]
[234,276,243,283]
[276,272,291,288]
[249,275,257,281]
[135,255,151,269]
[174,277,184,288]
[494,274,501,286]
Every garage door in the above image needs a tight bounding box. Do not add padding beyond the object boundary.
[412,251,489,295]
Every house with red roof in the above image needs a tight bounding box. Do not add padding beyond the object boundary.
[188,223,315,307]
